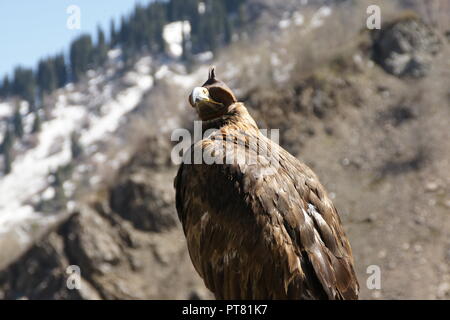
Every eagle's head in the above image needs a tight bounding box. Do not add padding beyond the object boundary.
[189,67,237,121]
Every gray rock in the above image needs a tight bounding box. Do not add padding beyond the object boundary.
[372,17,441,77]
[109,169,179,232]
[0,233,85,300]
[0,144,210,300]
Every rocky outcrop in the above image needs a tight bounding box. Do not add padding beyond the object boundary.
[110,169,178,232]
[372,15,442,77]
[0,231,91,300]
[0,136,211,300]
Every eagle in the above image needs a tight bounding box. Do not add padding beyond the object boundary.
[174,67,359,299]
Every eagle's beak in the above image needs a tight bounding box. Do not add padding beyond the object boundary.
[191,87,221,105]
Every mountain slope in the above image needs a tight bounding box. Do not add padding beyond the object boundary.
[0,1,449,299]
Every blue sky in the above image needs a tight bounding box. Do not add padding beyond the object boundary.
[0,1,153,79]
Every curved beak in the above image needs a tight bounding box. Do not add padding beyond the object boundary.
[191,87,221,105]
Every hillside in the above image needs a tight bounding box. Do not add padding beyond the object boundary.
[0,0,449,299]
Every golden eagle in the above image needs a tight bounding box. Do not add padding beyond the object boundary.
[174,67,359,299]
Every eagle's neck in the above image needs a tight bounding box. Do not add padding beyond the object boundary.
[201,102,259,134]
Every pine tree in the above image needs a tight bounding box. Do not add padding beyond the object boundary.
[0,75,10,98]
[3,146,12,174]
[70,132,83,159]
[53,54,68,88]
[32,112,42,134]
[119,17,129,46]
[1,126,14,174]
[148,2,167,53]
[95,26,108,66]
[37,58,57,96]
[110,19,117,47]
[52,168,66,202]
[12,67,36,106]
[132,5,149,52]
[181,19,192,62]
[13,107,24,139]
[70,35,94,82]
[237,4,248,31]
[0,125,13,153]
[224,14,234,44]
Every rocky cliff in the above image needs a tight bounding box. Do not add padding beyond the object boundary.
[0,133,212,299]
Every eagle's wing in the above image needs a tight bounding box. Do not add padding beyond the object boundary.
[175,129,359,299]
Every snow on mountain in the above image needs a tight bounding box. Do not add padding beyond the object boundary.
[0,51,157,269]
[198,2,206,15]
[0,39,214,270]
[0,103,13,119]
[163,20,191,58]
[310,6,332,28]
[81,76,153,145]
[277,5,333,32]
[279,11,305,29]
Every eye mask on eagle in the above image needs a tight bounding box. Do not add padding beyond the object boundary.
[189,67,237,121]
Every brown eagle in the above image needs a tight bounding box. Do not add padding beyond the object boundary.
[174,67,359,299]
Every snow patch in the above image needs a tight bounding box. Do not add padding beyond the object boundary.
[155,65,169,79]
[108,48,122,61]
[163,21,191,58]
[279,11,304,29]
[81,75,153,146]
[310,6,332,29]
[292,12,304,26]
[0,102,13,119]
[198,2,206,15]
[0,54,154,269]
[0,102,85,236]
[194,51,214,63]
[41,187,55,201]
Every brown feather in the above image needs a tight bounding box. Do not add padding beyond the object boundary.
[175,99,359,300]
